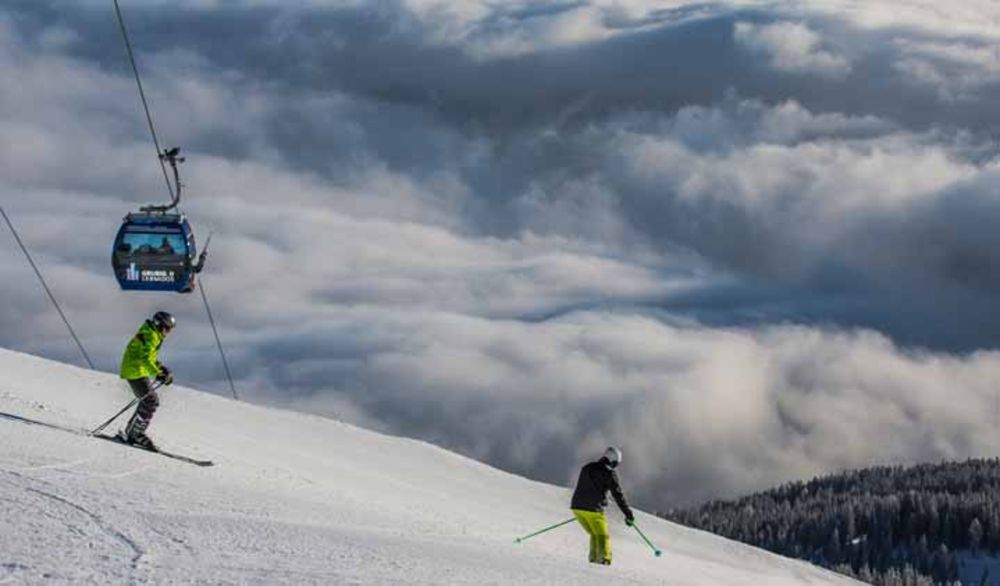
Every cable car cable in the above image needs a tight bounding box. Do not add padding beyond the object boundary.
[199,281,238,400]
[1,207,96,370]
[112,0,176,206]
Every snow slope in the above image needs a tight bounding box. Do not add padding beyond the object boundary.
[0,348,858,585]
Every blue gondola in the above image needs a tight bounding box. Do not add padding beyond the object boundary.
[112,212,199,292]
[112,147,207,293]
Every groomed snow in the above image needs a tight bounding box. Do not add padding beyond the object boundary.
[0,348,857,584]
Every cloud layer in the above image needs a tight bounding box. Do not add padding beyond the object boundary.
[735,21,851,78]
[3,0,1000,507]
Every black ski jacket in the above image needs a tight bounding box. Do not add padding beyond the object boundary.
[570,457,634,519]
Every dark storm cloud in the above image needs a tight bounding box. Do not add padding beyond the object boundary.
[11,1,997,137]
[5,1,1000,507]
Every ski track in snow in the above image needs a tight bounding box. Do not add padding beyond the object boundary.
[4,456,93,472]
[0,469,148,584]
[0,348,862,584]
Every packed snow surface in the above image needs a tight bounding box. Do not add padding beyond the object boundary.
[0,348,857,584]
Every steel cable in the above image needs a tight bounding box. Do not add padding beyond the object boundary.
[0,207,96,370]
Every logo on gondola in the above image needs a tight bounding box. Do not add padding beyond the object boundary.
[141,270,175,283]
[126,263,140,282]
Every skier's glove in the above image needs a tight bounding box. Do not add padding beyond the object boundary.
[625,515,635,527]
[156,366,174,386]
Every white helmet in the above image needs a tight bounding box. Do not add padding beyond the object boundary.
[604,446,622,467]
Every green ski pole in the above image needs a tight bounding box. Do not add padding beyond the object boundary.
[630,522,663,557]
[514,518,576,544]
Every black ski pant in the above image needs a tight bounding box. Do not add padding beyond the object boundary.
[125,377,159,438]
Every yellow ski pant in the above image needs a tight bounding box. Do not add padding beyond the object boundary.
[572,509,612,564]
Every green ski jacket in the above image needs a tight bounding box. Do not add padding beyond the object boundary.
[120,321,164,380]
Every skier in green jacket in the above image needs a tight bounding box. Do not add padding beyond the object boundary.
[119,311,176,450]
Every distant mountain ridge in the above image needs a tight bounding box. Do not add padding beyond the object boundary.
[662,459,1000,585]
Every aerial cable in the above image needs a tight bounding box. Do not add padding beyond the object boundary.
[1,207,96,370]
[112,0,177,207]
[199,280,239,400]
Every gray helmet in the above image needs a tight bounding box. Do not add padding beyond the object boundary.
[604,446,622,467]
[151,311,176,333]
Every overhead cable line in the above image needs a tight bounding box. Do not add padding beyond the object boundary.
[199,280,238,400]
[1,207,96,370]
[112,0,175,203]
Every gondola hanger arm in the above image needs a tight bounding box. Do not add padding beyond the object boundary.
[141,146,184,213]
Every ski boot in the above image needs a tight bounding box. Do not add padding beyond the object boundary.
[119,430,158,452]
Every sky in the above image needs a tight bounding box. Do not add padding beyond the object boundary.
[3,0,1000,508]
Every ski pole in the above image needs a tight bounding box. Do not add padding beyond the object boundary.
[630,522,663,557]
[90,381,163,436]
[514,518,577,544]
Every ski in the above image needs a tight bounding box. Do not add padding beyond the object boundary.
[1,411,214,467]
[0,410,82,435]
[92,433,214,467]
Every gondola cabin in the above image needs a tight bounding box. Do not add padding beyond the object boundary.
[112,212,197,292]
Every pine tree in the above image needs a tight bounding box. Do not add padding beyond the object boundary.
[970,517,984,553]
[826,527,842,564]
